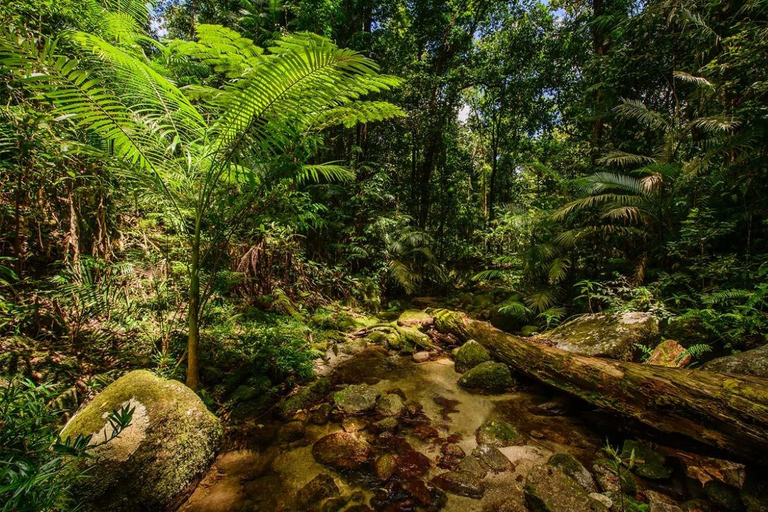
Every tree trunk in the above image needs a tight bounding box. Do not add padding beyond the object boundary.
[435,312,768,463]
[186,233,201,390]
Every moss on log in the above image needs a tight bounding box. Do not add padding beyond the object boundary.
[431,309,768,464]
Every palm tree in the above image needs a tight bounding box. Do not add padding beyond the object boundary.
[0,5,403,388]
[553,91,739,282]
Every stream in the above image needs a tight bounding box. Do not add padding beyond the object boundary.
[179,344,726,512]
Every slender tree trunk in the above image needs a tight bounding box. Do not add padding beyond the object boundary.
[186,231,201,390]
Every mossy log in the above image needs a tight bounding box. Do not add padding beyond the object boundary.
[432,310,768,464]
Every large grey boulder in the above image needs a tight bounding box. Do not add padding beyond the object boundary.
[60,370,222,512]
[700,344,768,378]
[538,312,660,361]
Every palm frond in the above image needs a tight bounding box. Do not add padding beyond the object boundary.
[614,99,670,131]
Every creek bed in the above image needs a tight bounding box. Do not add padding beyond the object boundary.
[180,345,726,511]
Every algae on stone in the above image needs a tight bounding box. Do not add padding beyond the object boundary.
[333,383,381,414]
[476,418,522,446]
[277,378,331,419]
[60,370,222,512]
[539,312,660,361]
[458,361,514,391]
[621,440,672,480]
[453,340,490,373]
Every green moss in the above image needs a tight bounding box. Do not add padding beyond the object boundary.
[397,310,433,329]
[278,378,331,419]
[476,418,521,446]
[427,308,468,340]
[704,481,745,512]
[620,440,672,480]
[458,361,514,391]
[454,340,490,373]
[60,370,222,512]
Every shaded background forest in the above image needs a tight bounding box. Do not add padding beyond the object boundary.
[3,0,768,414]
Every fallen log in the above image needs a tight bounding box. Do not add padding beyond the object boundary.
[429,309,768,464]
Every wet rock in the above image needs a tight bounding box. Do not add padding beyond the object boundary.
[402,479,432,505]
[320,497,348,512]
[593,459,637,497]
[677,451,745,489]
[621,440,672,480]
[333,383,381,414]
[312,432,371,470]
[276,421,306,445]
[473,444,513,473]
[412,351,431,363]
[476,418,522,446]
[373,454,398,481]
[375,393,405,417]
[413,425,440,440]
[701,344,768,378]
[453,340,491,373]
[704,481,745,512]
[397,310,435,329]
[295,474,340,510]
[342,417,368,433]
[278,378,332,419]
[547,453,597,492]
[742,470,768,511]
[531,396,574,416]
[457,455,488,478]
[525,464,610,512]
[431,471,485,499]
[309,403,332,425]
[370,416,399,434]
[437,454,462,470]
[458,361,515,391]
[540,428,569,445]
[646,490,683,512]
[681,499,715,512]
[441,443,466,458]
[646,340,691,368]
[59,370,222,512]
[394,449,432,479]
[538,312,660,361]
[589,493,613,509]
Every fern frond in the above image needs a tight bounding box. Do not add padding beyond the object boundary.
[295,164,355,185]
[614,99,670,131]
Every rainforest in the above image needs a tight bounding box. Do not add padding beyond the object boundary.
[2,0,768,511]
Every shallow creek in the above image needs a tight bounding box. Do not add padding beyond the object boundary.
[179,346,709,512]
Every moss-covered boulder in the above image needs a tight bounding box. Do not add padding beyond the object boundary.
[539,312,660,361]
[333,383,381,414]
[458,361,514,391]
[277,378,332,419]
[742,470,768,512]
[704,481,745,512]
[700,344,768,378]
[397,310,435,330]
[59,370,222,512]
[476,418,522,446]
[621,440,672,480]
[548,453,597,492]
[453,340,491,373]
[525,465,610,512]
